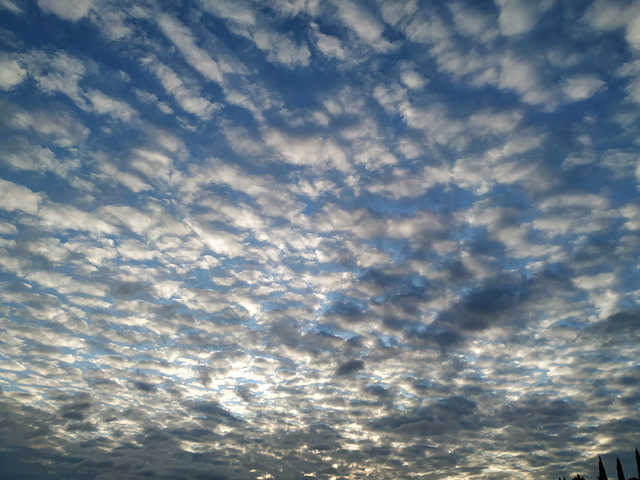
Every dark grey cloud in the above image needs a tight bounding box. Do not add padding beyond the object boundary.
[335,359,365,376]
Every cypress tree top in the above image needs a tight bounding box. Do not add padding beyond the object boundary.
[617,457,625,480]
[598,456,609,480]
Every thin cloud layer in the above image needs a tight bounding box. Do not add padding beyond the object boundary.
[0,1,639,480]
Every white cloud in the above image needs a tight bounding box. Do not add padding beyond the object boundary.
[21,50,87,107]
[0,56,26,90]
[395,7,561,110]
[13,52,139,122]
[263,128,350,172]
[0,0,22,14]
[7,108,89,147]
[23,237,70,264]
[0,178,41,214]
[130,149,175,183]
[405,8,450,45]
[117,239,156,261]
[562,74,606,101]
[620,203,640,230]
[313,29,347,60]
[98,161,151,193]
[1,138,57,173]
[26,269,108,297]
[134,88,174,114]
[572,273,621,319]
[449,2,498,42]
[616,59,640,104]
[181,157,302,221]
[0,220,17,235]
[399,102,465,147]
[199,0,256,28]
[158,14,225,85]
[625,5,640,50]
[253,28,311,67]
[495,0,554,36]
[37,0,94,21]
[143,58,217,120]
[453,131,552,195]
[185,220,246,258]
[199,0,310,67]
[90,2,134,40]
[463,200,557,259]
[352,141,397,169]
[498,53,557,108]
[373,83,407,114]
[582,0,640,50]
[85,88,136,122]
[468,109,523,136]
[332,0,393,51]
[100,205,155,236]
[37,202,118,235]
[400,69,426,90]
[501,129,545,156]
[582,0,626,31]
[533,194,617,237]
[377,0,418,28]
[368,164,451,199]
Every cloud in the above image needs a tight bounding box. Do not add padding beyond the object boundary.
[0,0,22,14]
[582,0,640,50]
[37,202,119,235]
[37,0,94,21]
[368,164,451,199]
[263,127,350,172]
[84,88,136,122]
[1,2,640,480]
[453,137,553,196]
[332,0,393,51]
[495,0,554,36]
[20,50,87,106]
[336,359,365,375]
[0,179,41,214]
[313,27,347,60]
[157,13,225,85]
[498,52,558,108]
[142,57,218,120]
[199,0,311,67]
[253,28,311,67]
[562,74,606,101]
[533,194,617,237]
[449,2,498,42]
[0,55,26,90]
[97,161,152,193]
[6,106,89,147]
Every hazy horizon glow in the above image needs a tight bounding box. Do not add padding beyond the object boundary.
[0,1,639,479]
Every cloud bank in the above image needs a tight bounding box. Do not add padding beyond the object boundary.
[0,1,639,479]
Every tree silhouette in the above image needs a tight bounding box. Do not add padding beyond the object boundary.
[598,456,609,480]
[617,457,625,480]
[558,449,640,480]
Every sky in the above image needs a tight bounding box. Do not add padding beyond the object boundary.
[0,0,639,479]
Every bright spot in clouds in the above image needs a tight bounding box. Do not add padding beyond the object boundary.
[0,1,639,480]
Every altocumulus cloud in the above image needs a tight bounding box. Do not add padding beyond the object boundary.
[0,1,639,479]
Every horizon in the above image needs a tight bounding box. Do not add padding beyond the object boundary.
[1,0,640,479]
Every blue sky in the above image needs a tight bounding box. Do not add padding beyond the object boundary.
[1,0,639,479]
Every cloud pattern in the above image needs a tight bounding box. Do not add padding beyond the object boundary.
[0,1,639,479]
